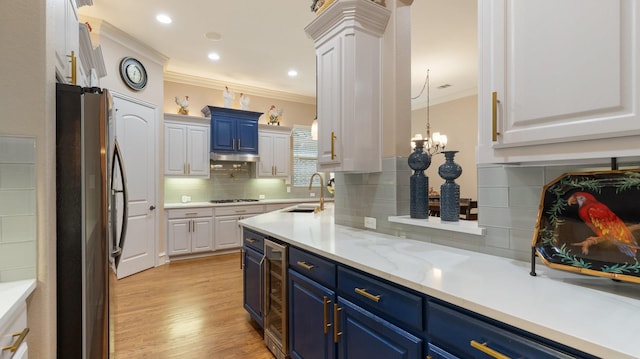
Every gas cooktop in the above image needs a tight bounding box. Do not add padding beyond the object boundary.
[209,199,260,204]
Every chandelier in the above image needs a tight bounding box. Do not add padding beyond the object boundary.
[411,69,447,155]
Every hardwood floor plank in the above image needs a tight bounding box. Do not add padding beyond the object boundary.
[110,253,273,358]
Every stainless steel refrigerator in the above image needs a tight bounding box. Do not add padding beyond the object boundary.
[56,83,128,359]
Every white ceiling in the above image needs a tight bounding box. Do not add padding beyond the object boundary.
[78,0,477,106]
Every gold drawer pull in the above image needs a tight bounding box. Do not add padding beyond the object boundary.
[330,131,337,160]
[354,287,381,303]
[235,210,247,213]
[245,238,256,243]
[491,91,501,141]
[333,304,342,343]
[2,327,29,353]
[323,296,332,334]
[296,261,315,270]
[470,340,510,359]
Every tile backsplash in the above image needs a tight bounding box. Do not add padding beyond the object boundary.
[0,136,36,282]
[164,162,329,203]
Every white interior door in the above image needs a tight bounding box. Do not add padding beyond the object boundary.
[112,93,157,279]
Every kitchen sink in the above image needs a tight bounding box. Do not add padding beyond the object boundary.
[283,204,318,213]
[286,208,316,213]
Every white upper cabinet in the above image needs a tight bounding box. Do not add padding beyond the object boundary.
[478,0,640,164]
[164,114,210,178]
[305,0,391,172]
[54,0,79,84]
[257,126,291,178]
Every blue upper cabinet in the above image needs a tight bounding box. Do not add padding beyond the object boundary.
[207,106,261,158]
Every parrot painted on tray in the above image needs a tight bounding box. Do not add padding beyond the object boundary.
[567,192,638,257]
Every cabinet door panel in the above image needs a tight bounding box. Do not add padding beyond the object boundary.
[186,125,209,177]
[167,219,190,256]
[211,116,236,152]
[215,215,241,250]
[316,38,342,167]
[237,119,259,153]
[244,246,264,327]
[272,134,290,177]
[191,217,213,252]
[164,123,187,175]
[338,297,422,359]
[289,270,336,359]
[479,0,640,163]
[257,132,275,177]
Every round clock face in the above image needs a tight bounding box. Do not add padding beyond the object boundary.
[119,57,147,91]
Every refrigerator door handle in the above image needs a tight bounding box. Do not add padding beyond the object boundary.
[110,139,129,267]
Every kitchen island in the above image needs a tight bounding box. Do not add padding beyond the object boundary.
[240,204,640,358]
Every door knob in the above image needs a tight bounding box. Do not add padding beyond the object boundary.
[149,205,156,211]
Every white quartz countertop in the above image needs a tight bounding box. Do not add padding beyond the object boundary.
[164,198,330,209]
[239,204,640,359]
[0,279,36,330]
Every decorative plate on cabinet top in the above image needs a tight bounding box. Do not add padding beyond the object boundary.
[533,169,640,283]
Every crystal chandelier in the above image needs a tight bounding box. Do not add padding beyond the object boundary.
[411,69,447,155]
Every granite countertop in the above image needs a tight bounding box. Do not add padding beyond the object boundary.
[0,279,36,331]
[239,204,640,359]
[164,198,330,209]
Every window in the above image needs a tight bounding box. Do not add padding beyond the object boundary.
[292,125,317,186]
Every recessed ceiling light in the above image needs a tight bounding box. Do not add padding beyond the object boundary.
[208,53,220,61]
[156,14,172,24]
[288,70,298,77]
[205,32,222,41]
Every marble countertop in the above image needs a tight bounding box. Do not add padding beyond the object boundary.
[0,279,36,331]
[164,198,330,209]
[240,204,640,359]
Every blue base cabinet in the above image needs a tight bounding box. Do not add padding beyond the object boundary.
[242,229,265,327]
[242,228,599,359]
[337,297,422,359]
[289,270,336,359]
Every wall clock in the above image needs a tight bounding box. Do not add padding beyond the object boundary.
[119,57,147,91]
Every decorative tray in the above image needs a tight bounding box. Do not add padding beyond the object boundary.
[533,169,640,283]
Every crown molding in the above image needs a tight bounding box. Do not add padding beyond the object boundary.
[163,71,317,105]
[80,16,169,66]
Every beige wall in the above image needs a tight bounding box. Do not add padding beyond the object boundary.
[1,0,57,356]
[164,81,317,127]
[411,95,478,200]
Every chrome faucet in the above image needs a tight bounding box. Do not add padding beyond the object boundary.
[308,172,325,211]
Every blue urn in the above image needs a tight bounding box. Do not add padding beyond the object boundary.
[438,150,462,222]
[408,139,431,219]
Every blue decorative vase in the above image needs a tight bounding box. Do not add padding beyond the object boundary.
[408,140,431,219]
[438,150,462,222]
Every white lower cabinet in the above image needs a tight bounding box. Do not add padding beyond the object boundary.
[166,208,214,256]
[1,301,28,359]
[214,205,264,250]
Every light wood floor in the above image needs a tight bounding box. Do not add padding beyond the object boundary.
[109,253,274,358]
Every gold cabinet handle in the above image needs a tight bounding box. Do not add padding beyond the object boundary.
[354,287,381,303]
[67,51,77,84]
[187,163,191,174]
[333,304,342,343]
[296,261,315,270]
[330,131,336,160]
[183,163,187,174]
[470,340,511,359]
[237,138,241,149]
[235,209,247,213]
[491,91,501,141]
[2,328,29,353]
[323,296,332,334]
[246,238,256,243]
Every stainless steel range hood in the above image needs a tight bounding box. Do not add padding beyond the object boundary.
[210,152,259,162]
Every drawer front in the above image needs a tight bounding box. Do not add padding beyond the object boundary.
[167,207,213,219]
[428,301,576,359]
[243,228,265,253]
[0,302,28,359]
[337,266,423,332]
[289,246,336,288]
[215,204,264,216]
